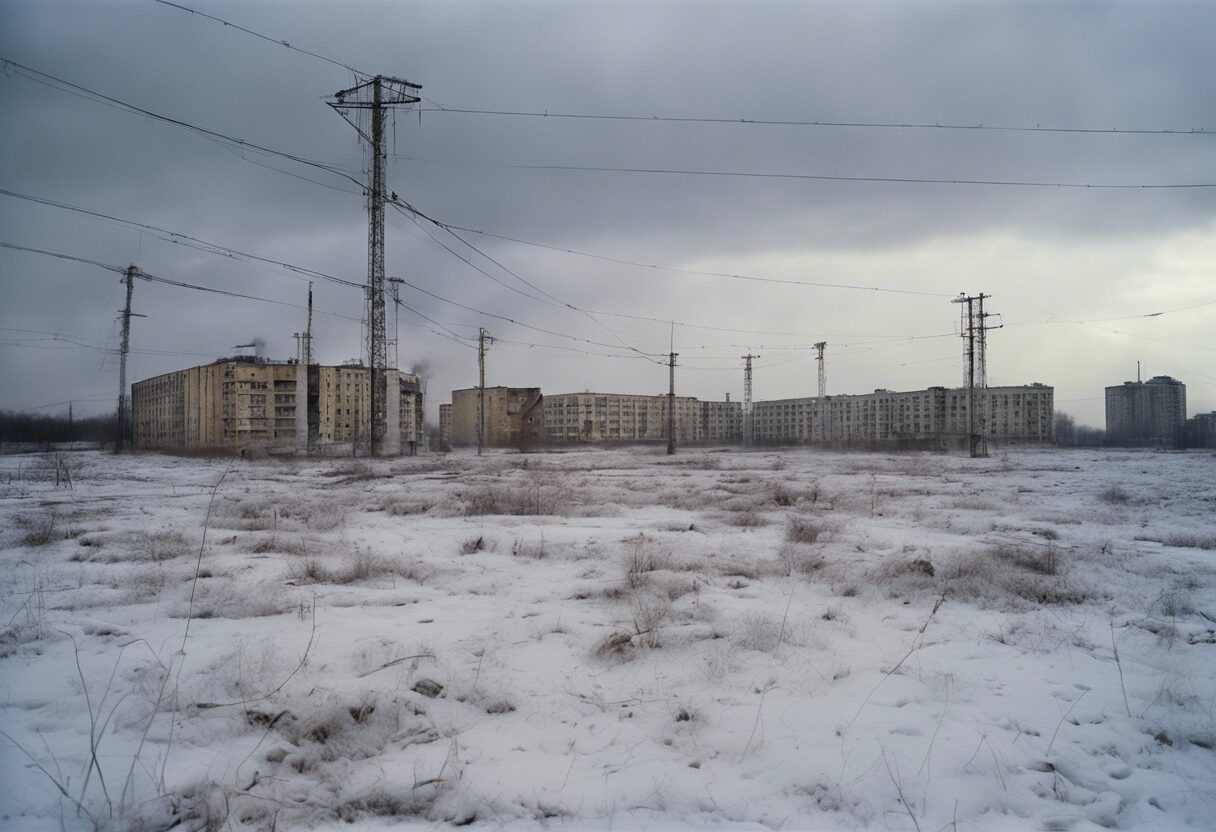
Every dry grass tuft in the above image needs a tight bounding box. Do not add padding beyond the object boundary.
[786,516,825,545]
[461,479,570,516]
[624,535,669,588]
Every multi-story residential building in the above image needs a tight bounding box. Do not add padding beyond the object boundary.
[542,392,741,444]
[1105,375,1187,447]
[753,384,1053,446]
[447,387,544,448]
[438,403,452,448]
[132,357,423,454]
[700,399,744,443]
[1184,411,1216,449]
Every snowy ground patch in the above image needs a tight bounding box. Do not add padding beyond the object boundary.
[1,447,1214,830]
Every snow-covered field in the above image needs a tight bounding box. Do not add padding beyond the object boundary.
[1,446,1214,831]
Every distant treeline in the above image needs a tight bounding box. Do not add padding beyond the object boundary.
[0,409,117,445]
[1052,412,1106,447]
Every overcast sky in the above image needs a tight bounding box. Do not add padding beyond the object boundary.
[2,0,1214,428]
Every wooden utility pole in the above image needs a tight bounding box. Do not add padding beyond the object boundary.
[477,328,492,455]
[114,265,138,453]
[667,350,678,455]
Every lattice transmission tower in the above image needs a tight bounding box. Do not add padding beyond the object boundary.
[741,354,760,447]
[328,75,421,455]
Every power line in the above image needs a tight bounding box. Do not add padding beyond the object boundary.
[390,297,477,350]
[0,326,230,357]
[1,58,364,190]
[0,188,364,289]
[152,0,367,77]
[396,154,1216,190]
[390,202,960,299]
[414,107,1216,138]
[1,242,364,322]
[151,1,450,113]
[390,200,664,364]
[3,188,778,358]
[19,393,115,412]
[391,277,664,358]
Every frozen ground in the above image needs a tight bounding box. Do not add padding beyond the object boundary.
[1,446,1214,831]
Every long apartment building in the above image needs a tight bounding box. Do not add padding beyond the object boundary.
[133,357,423,454]
[753,384,1054,445]
[543,392,742,444]
[446,386,544,448]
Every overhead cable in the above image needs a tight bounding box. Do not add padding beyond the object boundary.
[152,0,367,77]
[413,107,1211,138]
[1,58,364,190]
[397,155,1216,190]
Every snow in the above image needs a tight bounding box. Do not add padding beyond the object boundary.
[1,446,1214,831]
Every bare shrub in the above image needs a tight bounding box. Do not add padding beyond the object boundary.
[321,461,375,480]
[1150,533,1216,551]
[951,496,1002,511]
[725,509,766,528]
[632,594,671,648]
[733,612,796,651]
[1098,485,1131,505]
[343,549,382,582]
[133,529,190,562]
[461,476,570,517]
[779,543,825,575]
[595,593,671,658]
[786,516,824,545]
[511,535,548,559]
[171,582,292,619]
[301,557,326,582]
[460,536,485,555]
[993,543,1060,576]
[16,511,56,547]
[937,547,1091,607]
[770,482,798,507]
[624,535,668,587]
[384,499,432,516]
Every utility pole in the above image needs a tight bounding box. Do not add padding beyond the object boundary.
[477,328,492,455]
[813,341,828,444]
[304,282,314,365]
[952,293,1001,458]
[667,350,678,455]
[329,75,421,456]
[741,353,760,447]
[388,276,404,370]
[814,341,827,398]
[114,265,141,453]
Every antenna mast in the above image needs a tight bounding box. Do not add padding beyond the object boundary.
[328,75,421,455]
[741,353,760,447]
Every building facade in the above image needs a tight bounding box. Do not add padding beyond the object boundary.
[1105,375,1186,447]
[448,386,544,448]
[542,392,742,444]
[438,403,452,448]
[132,358,423,454]
[753,384,1053,446]
[1184,412,1216,449]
